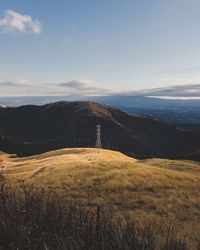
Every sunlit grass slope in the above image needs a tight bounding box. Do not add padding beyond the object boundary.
[1,148,200,233]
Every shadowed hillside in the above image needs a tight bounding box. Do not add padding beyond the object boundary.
[0,101,199,159]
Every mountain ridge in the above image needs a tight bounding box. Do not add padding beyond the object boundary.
[0,101,199,160]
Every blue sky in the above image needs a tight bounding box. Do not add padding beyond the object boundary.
[0,0,200,97]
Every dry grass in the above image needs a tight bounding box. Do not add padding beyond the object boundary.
[141,158,200,174]
[1,148,200,237]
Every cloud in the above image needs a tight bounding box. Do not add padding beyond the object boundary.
[88,39,102,47]
[63,37,70,44]
[70,24,78,31]
[0,10,42,34]
[59,80,114,95]
[99,62,112,68]
[1,77,200,99]
[134,84,200,98]
[0,79,33,86]
[0,79,115,97]
[0,81,18,87]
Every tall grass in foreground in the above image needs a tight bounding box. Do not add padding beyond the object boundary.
[0,166,199,250]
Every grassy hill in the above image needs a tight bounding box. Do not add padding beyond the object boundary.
[2,148,200,237]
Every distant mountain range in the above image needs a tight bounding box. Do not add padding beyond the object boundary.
[0,101,200,160]
[92,95,200,128]
[1,95,200,108]
[1,95,200,127]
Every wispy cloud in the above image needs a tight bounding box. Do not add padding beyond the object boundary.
[1,77,200,99]
[0,10,42,34]
[88,39,102,47]
[62,37,70,44]
[0,79,33,86]
[69,24,78,31]
[59,80,114,95]
[99,62,112,68]
[0,79,115,96]
[136,84,200,98]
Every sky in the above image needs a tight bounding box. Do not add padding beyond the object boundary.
[0,0,200,98]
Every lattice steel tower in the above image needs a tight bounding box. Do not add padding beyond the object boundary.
[95,125,102,149]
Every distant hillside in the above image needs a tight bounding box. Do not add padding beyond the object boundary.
[92,95,200,127]
[1,95,200,127]
[0,101,199,159]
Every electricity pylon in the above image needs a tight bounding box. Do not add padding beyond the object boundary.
[95,125,102,150]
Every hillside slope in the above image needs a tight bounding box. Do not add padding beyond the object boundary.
[0,101,199,159]
[2,147,200,234]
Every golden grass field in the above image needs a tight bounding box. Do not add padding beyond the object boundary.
[1,148,200,235]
